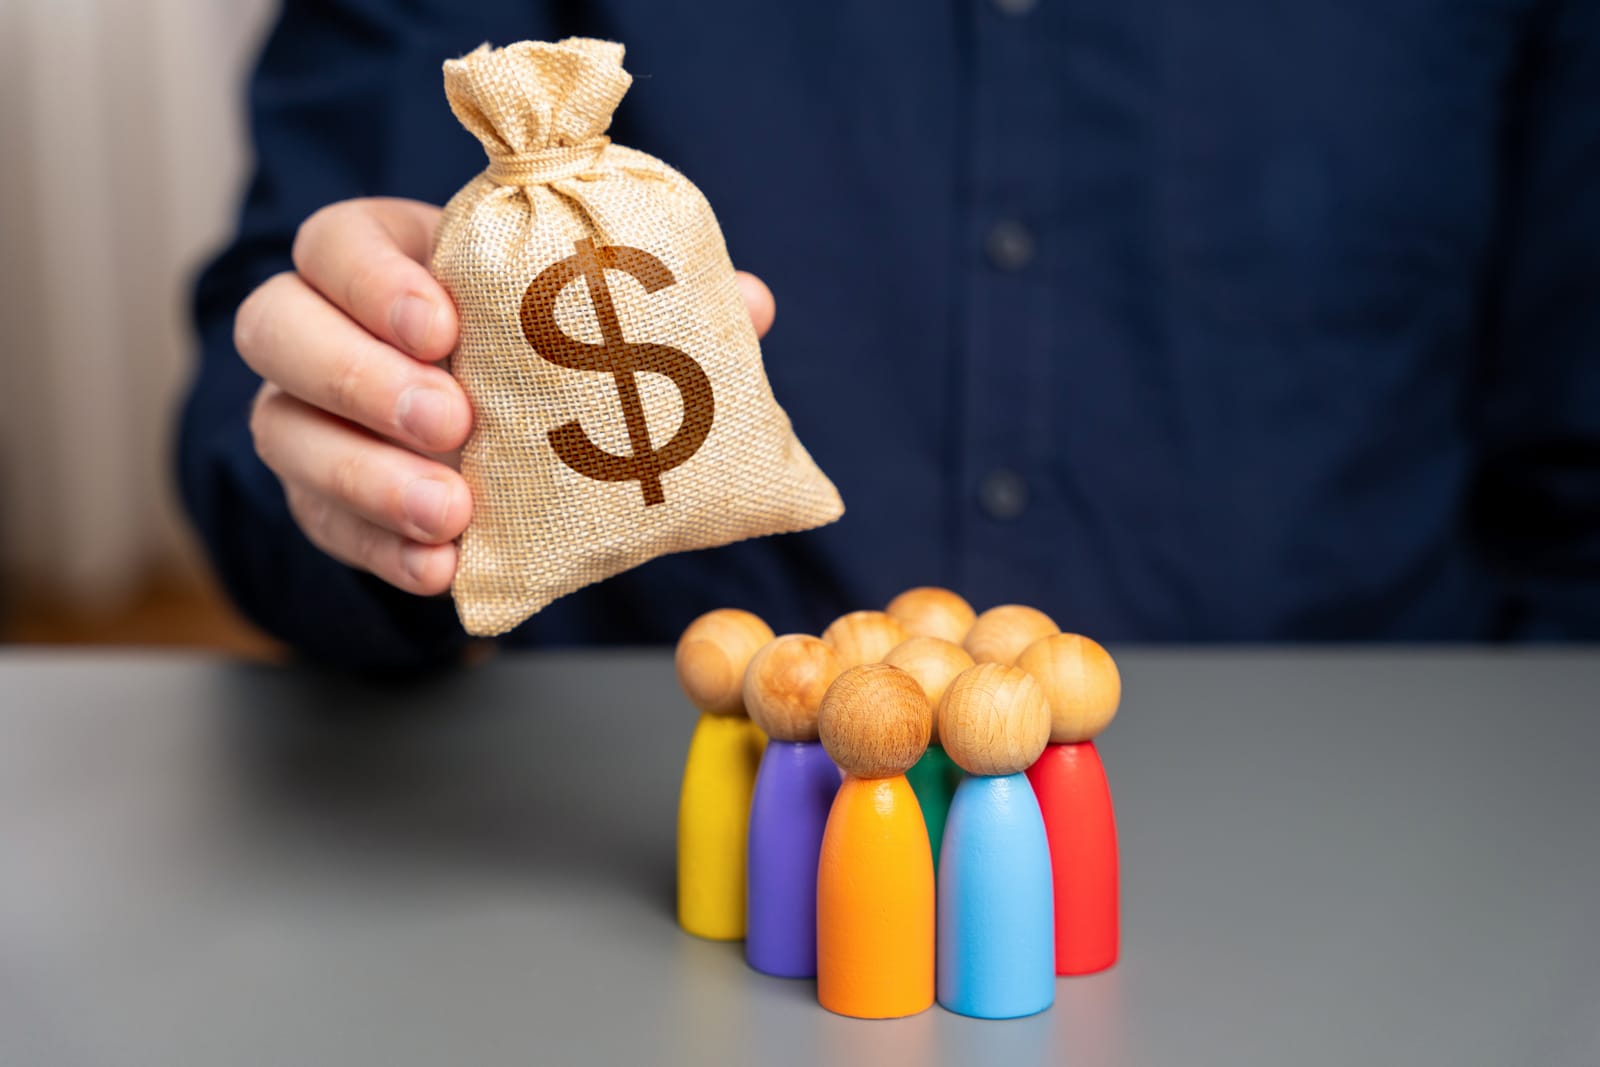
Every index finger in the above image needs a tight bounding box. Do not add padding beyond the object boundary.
[292,198,458,362]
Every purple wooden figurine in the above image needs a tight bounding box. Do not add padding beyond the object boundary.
[741,635,845,977]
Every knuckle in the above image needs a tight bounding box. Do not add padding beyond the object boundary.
[232,280,268,365]
[283,484,311,526]
[351,520,389,573]
[343,255,401,323]
[325,349,373,420]
[247,386,275,460]
[233,272,296,370]
[327,451,367,507]
[232,294,260,363]
[413,553,451,596]
[287,488,333,549]
[310,504,341,551]
[440,477,473,538]
[291,202,342,275]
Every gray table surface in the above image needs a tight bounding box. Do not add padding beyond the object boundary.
[1,648,1596,1067]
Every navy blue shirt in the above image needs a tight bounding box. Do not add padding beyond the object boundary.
[180,0,1600,667]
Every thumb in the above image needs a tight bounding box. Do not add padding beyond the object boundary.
[735,272,776,339]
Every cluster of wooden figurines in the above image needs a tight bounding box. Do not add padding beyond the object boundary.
[673,588,1123,1020]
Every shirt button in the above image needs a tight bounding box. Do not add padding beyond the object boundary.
[985,220,1035,271]
[978,468,1029,521]
[993,0,1038,15]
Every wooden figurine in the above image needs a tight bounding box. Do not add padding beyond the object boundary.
[936,663,1055,1019]
[820,610,907,669]
[885,586,977,644]
[963,604,1060,665]
[883,636,975,872]
[742,634,844,978]
[816,663,936,1018]
[675,608,774,941]
[1018,633,1122,975]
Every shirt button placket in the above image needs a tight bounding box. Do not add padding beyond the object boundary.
[959,0,1054,603]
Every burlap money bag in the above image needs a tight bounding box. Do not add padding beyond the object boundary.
[433,39,844,637]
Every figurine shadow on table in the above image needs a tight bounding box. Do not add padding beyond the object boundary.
[211,656,682,917]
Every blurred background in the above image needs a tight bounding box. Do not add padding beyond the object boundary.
[0,0,279,655]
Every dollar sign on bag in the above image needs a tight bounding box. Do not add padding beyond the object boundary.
[520,238,715,506]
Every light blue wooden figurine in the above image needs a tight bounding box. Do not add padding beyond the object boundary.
[935,663,1056,1019]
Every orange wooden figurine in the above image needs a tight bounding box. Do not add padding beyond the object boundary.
[1017,633,1122,975]
[964,604,1060,666]
[815,663,936,1018]
[675,608,774,940]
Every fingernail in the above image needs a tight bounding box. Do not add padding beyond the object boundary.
[403,478,452,538]
[396,386,452,447]
[392,294,438,354]
[400,541,434,586]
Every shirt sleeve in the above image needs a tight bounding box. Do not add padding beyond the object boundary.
[1475,0,1600,640]
[177,0,555,669]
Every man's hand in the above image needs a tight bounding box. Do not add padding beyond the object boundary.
[235,197,775,596]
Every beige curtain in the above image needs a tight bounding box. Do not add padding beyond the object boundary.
[0,0,275,612]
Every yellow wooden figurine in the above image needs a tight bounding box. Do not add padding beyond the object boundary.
[675,608,774,940]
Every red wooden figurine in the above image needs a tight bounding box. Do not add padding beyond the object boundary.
[1017,633,1122,976]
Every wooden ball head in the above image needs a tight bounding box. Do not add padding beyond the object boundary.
[885,587,977,645]
[821,611,908,670]
[938,663,1051,777]
[743,635,844,743]
[963,605,1060,666]
[1016,633,1121,743]
[882,637,975,746]
[676,608,775,716]
[818,664,932,779]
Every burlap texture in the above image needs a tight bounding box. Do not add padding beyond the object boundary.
[434,39,844,637]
